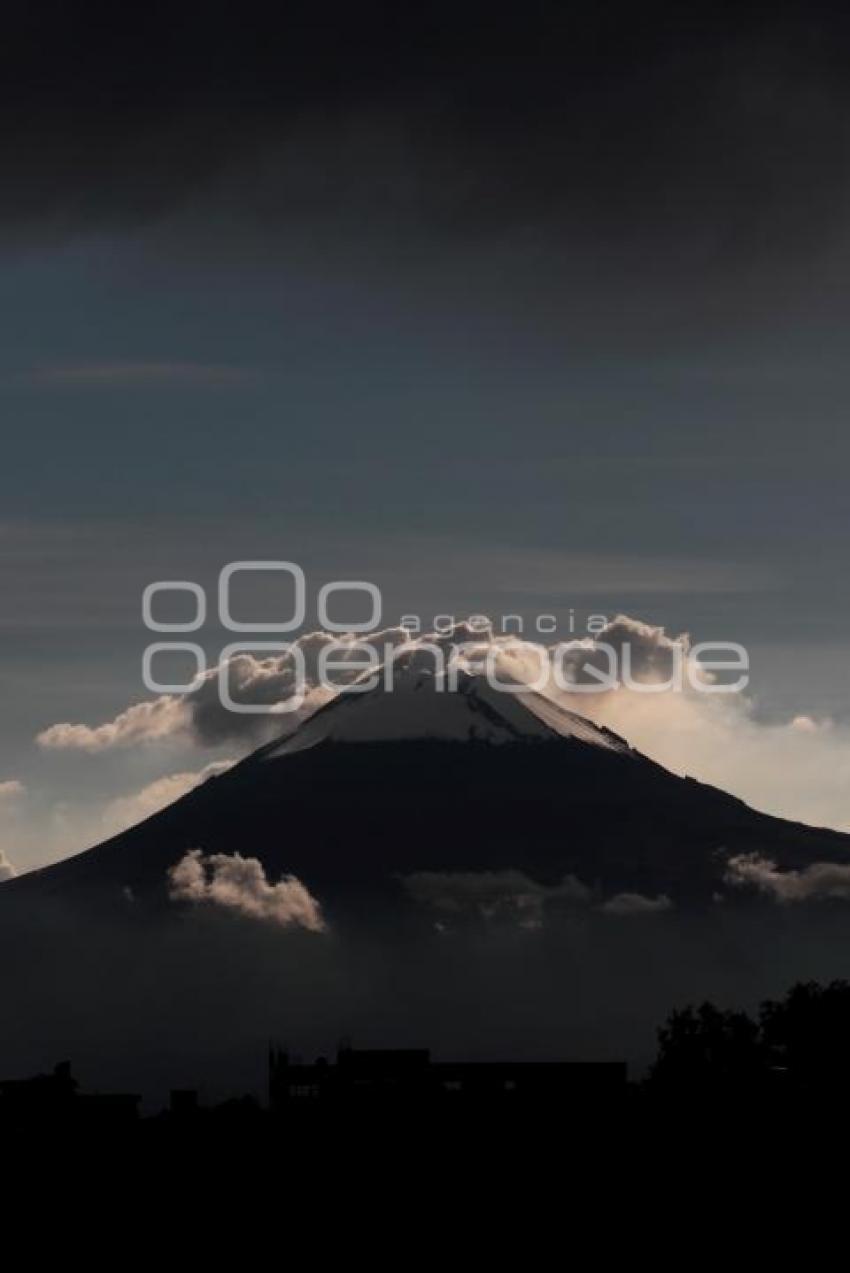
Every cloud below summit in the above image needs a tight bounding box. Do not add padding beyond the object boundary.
[725,855,850,904]
[402,869,672,927]
[168,849,326,931]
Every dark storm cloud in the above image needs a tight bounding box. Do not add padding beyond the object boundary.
[4,2,850,255]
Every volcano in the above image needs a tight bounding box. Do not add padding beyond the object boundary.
[9,668,850,920]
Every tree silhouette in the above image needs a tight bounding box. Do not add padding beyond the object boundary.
[651,980,850,1096]
[761,980,850,1090]
[650,1002,765,1091]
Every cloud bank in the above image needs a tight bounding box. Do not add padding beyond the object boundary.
[403,869,672,927]
[168,849,326,931]
[33,617,690,751]
[33,614,850,832]
[403,870,591,928]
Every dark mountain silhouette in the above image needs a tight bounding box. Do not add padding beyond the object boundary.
[8,670,850,919]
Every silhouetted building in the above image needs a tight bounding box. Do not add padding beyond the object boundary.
[169,1089,200,1118]
[269,1045,626,1112]
[0,1060,77,1119]
[0,1061,139,1126]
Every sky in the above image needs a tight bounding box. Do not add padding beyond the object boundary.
[2,2,850,871]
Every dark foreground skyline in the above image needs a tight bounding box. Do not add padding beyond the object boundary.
[3,979,848,1127]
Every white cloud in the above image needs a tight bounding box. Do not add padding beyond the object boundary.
[0,848,17,881]
[725,854,850,903]
[37,696,191,752]
[168,849,326,931]
[32,632,364,753]
[100,761,234,836]
[0,780,24,799]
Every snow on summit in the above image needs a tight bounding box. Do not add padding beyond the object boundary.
[264,666,631,757]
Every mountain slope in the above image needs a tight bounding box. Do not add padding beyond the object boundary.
[9,672,850,915]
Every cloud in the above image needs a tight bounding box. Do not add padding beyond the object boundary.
[570,670,850,833]
[100,761,234,837]
[34,617,670,753]
[402,869,591,928]
[0,784,24,881]
[561,615,689,689]
[168,849,325,931]
[32,613,850,834]
[448,613,690,696]
[37,696,192,752]
[403,869,673,926]
[790,715,821,734]
[600,892,673,916]
[185,634,355,746]
[34,626,414,753]
[725,855,850,904]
